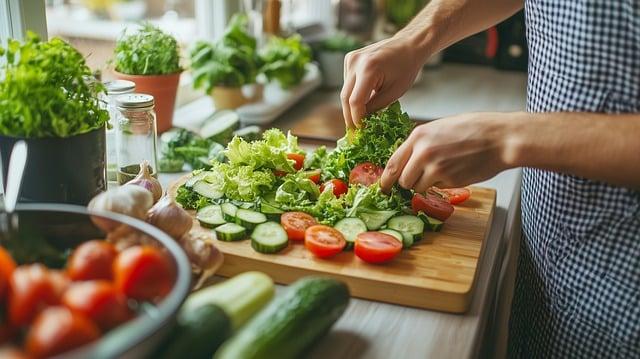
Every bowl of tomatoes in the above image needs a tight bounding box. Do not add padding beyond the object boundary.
[0,203,191,358]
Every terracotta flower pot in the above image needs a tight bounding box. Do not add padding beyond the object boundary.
[210,84,263,110]
[113,71,181,134]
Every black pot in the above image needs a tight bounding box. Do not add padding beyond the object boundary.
[0,127,106,205]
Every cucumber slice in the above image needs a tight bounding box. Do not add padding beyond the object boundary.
[200,110,240,144]
[215,223,247,242]
[233,125,262,141]
[236,209,267,230]
[197,205,226,228]
[193,181,224,200]
[356,209,398,230]
[251,222,289,254]
[260,202,284,222]
[400,231,414,248]
[417,212,444,232]
[334,218,367,250]
[379,229,403,243]
[221,202,239,222]
[185,171,211,188]
[387,215,425,241]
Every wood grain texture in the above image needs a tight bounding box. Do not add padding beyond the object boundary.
[169,175,496,313]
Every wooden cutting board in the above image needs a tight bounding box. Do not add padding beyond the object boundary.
[169,176,496,313]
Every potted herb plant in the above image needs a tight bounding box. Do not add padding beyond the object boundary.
[112,23,182,133]
[0,33,110,205]
[259,34,312,89]
[190,15,262,110]
[316,32,363,88]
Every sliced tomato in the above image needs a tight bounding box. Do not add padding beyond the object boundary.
[349,162,383,186]
[304,225,346,258]
[411,193,454,221]
[67,240,117,281]
[439,188,472,205]
[0,246,17,300]
[287,153,305,171]
[8,264,69,327]
[25,306,100,358]
[319,179,348,197]
[62,281,131,330]
[305,170,321,184]
[281,212,318,241]
[355,232,402,264]
[114,246,175,302]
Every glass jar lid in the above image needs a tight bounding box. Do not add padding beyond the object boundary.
[116,93,154,110]
[104,80,135,95]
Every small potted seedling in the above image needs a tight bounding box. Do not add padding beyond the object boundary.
[316,32,363,88]
[190,14,262,110]
[259,34,313,90]
[112,23,182,133]
[0,33,110,205]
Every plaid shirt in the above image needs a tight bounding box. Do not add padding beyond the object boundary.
[508,0,640,357]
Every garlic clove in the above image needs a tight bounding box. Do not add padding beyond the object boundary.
[127,160,163,203]
[88,185,154,232]
[146,196,193,240]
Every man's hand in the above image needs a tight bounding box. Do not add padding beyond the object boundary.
[380,113,514,193]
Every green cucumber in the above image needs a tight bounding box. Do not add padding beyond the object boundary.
[156,272,275,359]
[387,215,424,241]
[236,209,267,230]
[251,222,288,254]
[379,229,403,243]
[418,212,444,232]
[215,223,247,242]
[215,277,350,359]
[193,180,224,200]
[196,205,226,228]
[334,217,367,250]
[200,110,240,144]
[221,202,239,222]
[401,231,414,248]
[260,202,284,221]
[185,171,211,188]
[356,209,398,230]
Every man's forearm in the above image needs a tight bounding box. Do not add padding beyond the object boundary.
[505,112,640,189]
[397,0,524,64]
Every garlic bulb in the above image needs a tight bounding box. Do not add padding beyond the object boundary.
[147,196,193,240]
[179,233,224,289]
[127,160,162,203]
[88,185,154,232]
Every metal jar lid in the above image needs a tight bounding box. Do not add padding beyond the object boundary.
[104,80,136,95]
[116,93,155,110]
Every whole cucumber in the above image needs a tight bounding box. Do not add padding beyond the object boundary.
[215,277,350,359]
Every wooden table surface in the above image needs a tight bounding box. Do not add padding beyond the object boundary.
[166,63,526,358]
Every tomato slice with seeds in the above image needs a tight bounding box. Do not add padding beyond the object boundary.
[355,232,402,264]
[411,193,454,221]
[319,179,348,197]
[304,225,346,258]
[439,188,472,205]
[281,212,318,241]
[349,162,384,186]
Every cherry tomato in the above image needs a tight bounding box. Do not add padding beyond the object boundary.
[439,188,472,205]
[67,240,117,281]
[411,193,454,221]
[8,265,69,327]
[355,232,402,264]
[287,153,305,171]
[114,246,175,301]
[62,281,131,330]
[25,306,100,358]
[305,170,321,184]
[319,179,348,197]
[349,163,383,186]
[304,225,346,258]
[281,212,318,241]
[0,246,16,300]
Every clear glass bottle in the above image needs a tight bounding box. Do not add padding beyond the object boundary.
[103,80,135,182]
[115,93,158,185]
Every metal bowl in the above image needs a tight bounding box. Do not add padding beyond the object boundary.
[5,203,191,359]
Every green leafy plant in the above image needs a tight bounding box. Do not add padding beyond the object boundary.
[0,33,109,138]
[112,22,182,75]
[190,14,260,92]
[385,0,427,28]
[320,32,363,53]
[259,34,312,88]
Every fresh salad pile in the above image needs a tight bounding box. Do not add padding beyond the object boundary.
[176,102,471,264]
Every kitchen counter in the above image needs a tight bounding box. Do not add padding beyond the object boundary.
[162,63,526,358]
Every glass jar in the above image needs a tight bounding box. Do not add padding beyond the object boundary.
[115,93,158,185]
[103,80,135,182]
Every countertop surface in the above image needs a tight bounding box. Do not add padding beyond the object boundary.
[163,63,527,359]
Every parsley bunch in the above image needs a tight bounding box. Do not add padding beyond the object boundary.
[113,23,182,75]
[0,33,109,138]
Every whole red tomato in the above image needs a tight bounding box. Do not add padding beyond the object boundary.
[62,281,131,330]
[114,246,175,301]
[67,240,117,281]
